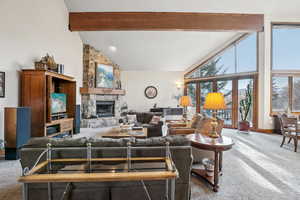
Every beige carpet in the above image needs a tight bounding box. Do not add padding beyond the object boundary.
[0,129,299,200]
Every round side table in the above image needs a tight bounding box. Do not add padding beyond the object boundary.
[186,134,234,192]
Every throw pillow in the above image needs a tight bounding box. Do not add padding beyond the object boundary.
[150,115,161,125]
[127,114,137,124]
[190,114,204,129]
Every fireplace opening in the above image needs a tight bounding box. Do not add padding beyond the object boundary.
[96,101,115,117]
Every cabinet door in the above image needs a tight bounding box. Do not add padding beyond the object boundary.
[21,72,46,137]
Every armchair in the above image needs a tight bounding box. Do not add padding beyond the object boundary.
[278,114,299,152]
[168,114,224,163]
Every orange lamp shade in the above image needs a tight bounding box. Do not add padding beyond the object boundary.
[179,96,192,107]
[203,92,226,110]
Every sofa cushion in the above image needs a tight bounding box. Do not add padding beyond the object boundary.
[149,115,161,125]
[190,113,205,129]
[135,135,190,147]
[24,137,87,148]
[88,137,135,147]
[126,114,137,124]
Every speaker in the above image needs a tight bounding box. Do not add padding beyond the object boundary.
[74,104,81,134]
[4,107,31,160]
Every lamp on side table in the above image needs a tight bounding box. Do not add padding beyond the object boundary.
[179,96,192,122]
[203,92,226,138]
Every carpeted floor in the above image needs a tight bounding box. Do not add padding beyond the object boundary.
[0,129,299,200]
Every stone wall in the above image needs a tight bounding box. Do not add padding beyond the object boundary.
[83,44,121,88]
[81,44,125,128]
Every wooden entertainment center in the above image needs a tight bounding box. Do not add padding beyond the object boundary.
[21,70,76,138]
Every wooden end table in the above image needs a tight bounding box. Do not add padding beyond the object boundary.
[186,134,234,192]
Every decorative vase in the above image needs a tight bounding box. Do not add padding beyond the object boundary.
[238,120,250,132]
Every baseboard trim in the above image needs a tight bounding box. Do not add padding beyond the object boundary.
[251,129,275,134]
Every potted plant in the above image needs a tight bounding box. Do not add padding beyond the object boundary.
[239,83,252,132]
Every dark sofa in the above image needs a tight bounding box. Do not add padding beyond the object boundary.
[124,112,163,137]
[19,136,192,200]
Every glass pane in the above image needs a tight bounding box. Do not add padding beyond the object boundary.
[238,79,254,126]
[273,26,300,70]
[200,81,213,116]
[215,46,236,75]
[237,34,257,72]
[272,77,289,112]
[217,80,232,125]
[292,77,300,112]
[187,83,197,117]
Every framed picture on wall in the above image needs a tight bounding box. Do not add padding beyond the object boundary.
[0,72,5,98]
[95,63,114,88]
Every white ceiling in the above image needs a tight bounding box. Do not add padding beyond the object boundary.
[80,31,237,71]
[64,0,300,71]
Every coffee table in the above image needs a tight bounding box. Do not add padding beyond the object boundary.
[186,134,234,192]
[102,127,148,138]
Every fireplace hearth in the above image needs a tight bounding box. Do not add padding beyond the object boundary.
[96,101,115,117]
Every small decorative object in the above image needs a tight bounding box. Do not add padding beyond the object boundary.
[34,54,57,71]
[179,96,192,122]
[95,63,114,88]
[202,158,214,177]
[203,92,226,138]
[238,83,252,132]
[0,71,5,98]
[115,80,122,89]
[57,64,64,74]
[144,86,158,99]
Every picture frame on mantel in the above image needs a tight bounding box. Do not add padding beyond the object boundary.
[0,71,5,98]
[95,62,114,88]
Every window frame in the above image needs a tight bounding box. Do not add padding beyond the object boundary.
[270,23,300,115]
[270,74,300,115]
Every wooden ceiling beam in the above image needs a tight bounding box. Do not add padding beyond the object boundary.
[69,12,264,32]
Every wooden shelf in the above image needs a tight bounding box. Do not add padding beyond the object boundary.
[80,87,125,95]
[22,69,75,82]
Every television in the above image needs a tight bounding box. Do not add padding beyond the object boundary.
[51,93,67,114]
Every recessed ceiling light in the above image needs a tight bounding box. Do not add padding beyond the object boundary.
[109,46,117,52]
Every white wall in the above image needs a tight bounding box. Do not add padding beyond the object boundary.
[0,0,83,140]
[121,71,184,112]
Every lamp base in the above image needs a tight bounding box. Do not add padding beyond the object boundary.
[209,111,219,138]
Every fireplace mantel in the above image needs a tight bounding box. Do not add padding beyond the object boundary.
[80,87,125,95]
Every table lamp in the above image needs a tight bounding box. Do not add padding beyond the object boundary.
[179,96,192,122]
[203,92,226,138]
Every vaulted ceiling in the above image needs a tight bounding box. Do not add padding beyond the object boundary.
[64,0,300,71]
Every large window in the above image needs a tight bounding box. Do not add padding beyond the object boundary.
[186,33,257,79]
[293,77,300,112]
[217,80,233,125]
[185,33,258,129]
[200,82,213,116]
[272,77,289,112]
[238,79,254,126]
[187,83,197,115]
[271,24,300,114]
[272,25,300,70]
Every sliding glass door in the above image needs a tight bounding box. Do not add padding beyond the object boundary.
[200,81,213,117]
[217,80,233,127]
[238,79,254,127]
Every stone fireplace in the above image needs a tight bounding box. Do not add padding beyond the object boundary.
[96,101,115,117]
[80,44,125,128]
